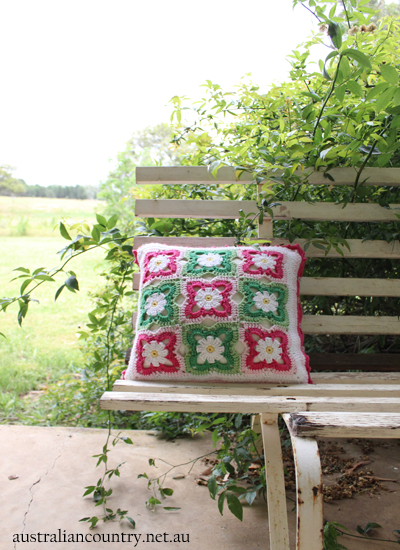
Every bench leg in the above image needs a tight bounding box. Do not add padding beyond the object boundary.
[251,413,264,456]
[261,413,290,550]
[283,415,324,550]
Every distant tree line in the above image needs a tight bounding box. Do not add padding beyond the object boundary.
[0,165,99,199]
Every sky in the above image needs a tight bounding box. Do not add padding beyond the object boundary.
[0,1,321,188]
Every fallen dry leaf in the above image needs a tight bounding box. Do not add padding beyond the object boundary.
[172,474,186,480]
[201,467,213,476]
[8,475,19,480]
[195,477,208,486]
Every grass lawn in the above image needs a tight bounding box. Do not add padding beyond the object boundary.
[0,197,109,422]
[0,196,101,238]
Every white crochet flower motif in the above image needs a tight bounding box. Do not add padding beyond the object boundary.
[142,340,168,367]
[253,254,276,270]
[148,255,169,273]
[197,253,223,268]
[255,337,282,363]
[195,288,222,310]
[196,336,225,364]
[253,291,279,313]
[145,293,167,316]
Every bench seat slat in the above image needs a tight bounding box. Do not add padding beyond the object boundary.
[113,380,400,397]
[100,391,400,413]
[136,166,400,187]
[132,273,400,297]
[135,199,400,223]
[287,412,400,438]
[133,237,400,259]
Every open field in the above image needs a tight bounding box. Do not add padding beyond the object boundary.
[0,197,110,422]
[0,196,103,237]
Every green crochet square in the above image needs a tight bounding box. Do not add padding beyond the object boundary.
[182,323,240,375]
[238,279,289,327]
[182,249,237,277]
[138,280,179,329]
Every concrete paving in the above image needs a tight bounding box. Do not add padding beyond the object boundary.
[1,425,399,550]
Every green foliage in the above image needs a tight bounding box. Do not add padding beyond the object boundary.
[323,522,349,549]
[0,165,26,196]
[23,184,98,200]
[166,0,400,356]
[98,123,182,230]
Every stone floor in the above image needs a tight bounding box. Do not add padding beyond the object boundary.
[1,425,399,550]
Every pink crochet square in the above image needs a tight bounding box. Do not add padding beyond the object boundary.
[182,278,238,322]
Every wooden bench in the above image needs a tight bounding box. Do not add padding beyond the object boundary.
[101,166,400,550]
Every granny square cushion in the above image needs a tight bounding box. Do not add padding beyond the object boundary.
[125,243,311,383]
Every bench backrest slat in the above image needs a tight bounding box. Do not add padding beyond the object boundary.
[135,199,400,223]
[133,236,400,259]
[136,166,400,186]
[132,273,400,296]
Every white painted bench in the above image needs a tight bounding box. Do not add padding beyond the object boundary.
[101,166,400,550]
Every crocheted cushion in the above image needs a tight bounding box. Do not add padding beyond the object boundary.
[125,243,311,383]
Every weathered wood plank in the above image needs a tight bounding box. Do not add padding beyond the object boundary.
[136,166,400,187]
[113,380,400,397]
[261,413,290,550]
[313,372,400,383]
[284,422,324,550]
[300,277,400,297]
[100,392,400,413]
[288,412,400,438]
[132,274,400,296]
[303,315,400,335]
[130,311,400,335]
[133,237,400,258]
[135,199,400,223]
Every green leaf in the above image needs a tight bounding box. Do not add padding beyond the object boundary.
[34,274,55,282]
[163,507,181,511]
[20,279,32,295]
[323,51,339,80]
[107,214,119,229]
[65,275,79,292]
[334,85,346,103]
[162,488,173,496]
[121,436,133,444]
[212,428,219,443]
[375,86,395,113]
[83,486,96,496]
[59,222,72,240]
[328,21,342,49]
[346,80,363,97]
[235,413,243,429]
[366,82,389,101]
[380,65,399,85]
[0,332,6,339]
[54,284,65,301]
[218,491,226,515]
[208,476,218,500]
[246,491,257,506]
[393,87,400,106]
[96,213,107,227]
[342,49,372,70]
[226,493,243,521]
[91,225,100,243]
